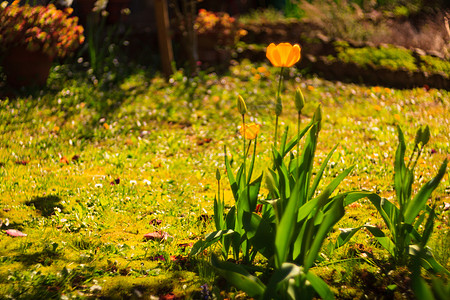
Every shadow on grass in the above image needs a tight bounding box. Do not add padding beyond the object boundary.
[25,195,63,217]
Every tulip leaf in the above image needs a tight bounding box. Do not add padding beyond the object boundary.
[190,229,234,256]
[247,136,259,184]
[211,255,266,298]
[364,225,395,257]
[404,159,447,224]
[306,271,335,300]
[304,193,344,271]
[275,177,301,267]
[367,194,398,237]
[283,121,313,158]
[308,143,339,200]
[224,146,238,201]
[262,263,304,300]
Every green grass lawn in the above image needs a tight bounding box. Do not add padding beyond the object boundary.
[0,60,449,299]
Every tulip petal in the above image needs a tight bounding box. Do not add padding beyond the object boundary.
[285,44,301,67]
[277,43,294,66]
[240,123,260,140]
[266,43,281,67]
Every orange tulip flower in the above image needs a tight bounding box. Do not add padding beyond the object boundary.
[239,123,260,140]
[266,43,301,67]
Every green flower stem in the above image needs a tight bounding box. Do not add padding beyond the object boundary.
[406,144,418,170]
[297,111,301,169]
[274,67,284,149]
[242,114,247,187]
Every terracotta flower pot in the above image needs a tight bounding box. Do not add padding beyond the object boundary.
[3,47,53,87]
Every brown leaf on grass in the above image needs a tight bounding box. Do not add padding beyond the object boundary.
[5,229,27,237]
[150,219,162,226]
[159,292,178,300]
[143,231,172,241]
[196,137,212,146]
[15,160,29,166]
[110,178,120,185]
[177,242,193,250]
[197,214,213,223]
[60,156,70,164]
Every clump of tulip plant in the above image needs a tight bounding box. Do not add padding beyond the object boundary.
[191,43,371,299]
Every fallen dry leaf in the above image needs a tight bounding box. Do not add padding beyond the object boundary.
[110,178,120,185]
[60,156,69,164]
[5,229,27,237]
[143,231,172,241]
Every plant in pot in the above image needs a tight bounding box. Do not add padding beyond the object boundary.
[0,0,85,87]
[195,9,246,67]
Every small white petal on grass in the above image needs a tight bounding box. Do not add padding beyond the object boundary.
[95,184,103,188]
[5,229,27,237]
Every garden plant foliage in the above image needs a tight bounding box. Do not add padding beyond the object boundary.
[191,43,449,299]
[0,42,449,299]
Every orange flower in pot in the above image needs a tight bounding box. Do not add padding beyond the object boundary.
[0,1,85,87]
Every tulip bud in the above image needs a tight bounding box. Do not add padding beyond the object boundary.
[421,125,430,146]
[215,168,221,181]
[313,105,322,132]
[414,127,423,146]
[237,95,247,115]
[295,88,305,112]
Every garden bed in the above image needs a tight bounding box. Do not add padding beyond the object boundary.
[237,20,450,89]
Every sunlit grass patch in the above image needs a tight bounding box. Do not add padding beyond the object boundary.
[0,60,449,298]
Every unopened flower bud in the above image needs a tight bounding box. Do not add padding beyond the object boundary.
[295,88,305,112]
[215,168,221,181]
[421,125,430,146]
[237,95,247,115]
[414,127,423,146]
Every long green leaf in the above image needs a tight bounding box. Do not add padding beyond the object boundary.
[247,136,258,184]
[283,121,314,158]
[211,255,266,298]
[242,211,275,259]
[367,194,398,237]
[275,176,301,267]
[306,271,335,300]
[214,196,224,231]
[308,144,339,200]
[304,195,344,271]
[280,126,289,158]
[320,165,354,199]
[224,146,238,201]
[334,226,364,249]
[394,126,407,206]
[263,263,304,300]
[190,230,234,256]
[420,206,436,248]
[238,175,263,213]
[365,225,395,257]
[419,248,450,275]
[404,159,447,224]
